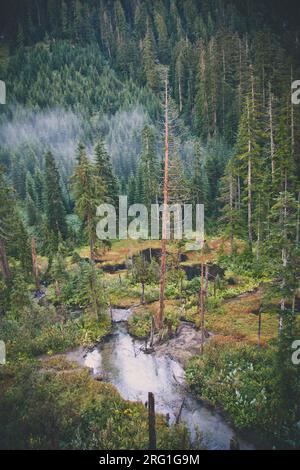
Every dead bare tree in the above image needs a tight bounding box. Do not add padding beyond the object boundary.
[158,71,169,330]
[199,263,205,355]
[148,392,156,450]
[31,238,40,289]
[258,307,262,348]
[0,238,11,281]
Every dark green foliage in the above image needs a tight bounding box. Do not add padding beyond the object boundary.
[94,139,118,205]
[0,360,190,450]
[44,151,67,243]
[131,253,160,303]
[186,339,300,448]
[139,125,159,208]
[190,141,208,209]
[71,144,105,260]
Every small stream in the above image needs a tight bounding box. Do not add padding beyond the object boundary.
[66,309,254,450]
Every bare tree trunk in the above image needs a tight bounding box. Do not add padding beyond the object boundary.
[291,66,295,159]
[258,308,262,348]
[0,239,11,281]
[269,82,275,183]
[148,392,156,450]
[222,48,226,133]
[238,37,242,114]
[158,73,169,330]
[292,295,296,319]
[176,398,185,424]
[262,64,266,108]
[35,0,41,26]
[199,263,205,355]
[296,191,300,249]
[279,170,288,334]
[149,316,155,347]
[110,303,113,324]
[229,168,234,255]
[141,282,145,304]
[256,195,261,261]
[247,98,253,250]
[248,68,255,251]
[250,63,255,113]
[31,238,40,289]
[178,76,183,113]
[90,238,95,262]
[205,265,209,298]
[237,174,241,211]
[89,222,95,262]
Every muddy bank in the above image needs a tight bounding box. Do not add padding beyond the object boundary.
[153,322,212,367]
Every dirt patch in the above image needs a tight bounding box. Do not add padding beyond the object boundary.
[154,322,211,367]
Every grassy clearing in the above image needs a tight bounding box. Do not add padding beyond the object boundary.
[205,291,277,344]
[78,239,162,266]
[127,279,279,345]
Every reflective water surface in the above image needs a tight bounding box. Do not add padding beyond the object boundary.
[68,309,254,450]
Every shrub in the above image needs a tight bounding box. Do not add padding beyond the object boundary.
[186,339,300,448]
[0,360,191,450]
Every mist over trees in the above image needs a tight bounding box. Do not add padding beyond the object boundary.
[0,0,300,451]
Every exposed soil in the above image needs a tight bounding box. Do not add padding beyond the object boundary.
[154,322,211,367]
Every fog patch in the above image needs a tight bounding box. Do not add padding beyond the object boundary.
[99,106,149,179]
[0,107,86,175]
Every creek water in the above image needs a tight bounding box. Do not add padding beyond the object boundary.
[66,309,254,450]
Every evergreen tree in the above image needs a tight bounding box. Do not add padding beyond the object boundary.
[94,139,118,205]
[127,173,136,207]
[139,125,159,208]
[71,145,104,261]
[44,151,67,246]
[26,194,39,227]
[0,167,13,281]
[131,253,159,304]
[190,142,208,208]
[61,0,69,39]
[79,261,108,320]
[143,24,160,92]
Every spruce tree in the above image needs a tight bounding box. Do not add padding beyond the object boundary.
[190,142,208,208]
[0,167,13,281]
[71,145,104,261]
[44,151,67,245]
[143,24,159,92]
[139,125,159,208]
[94,139,118,205]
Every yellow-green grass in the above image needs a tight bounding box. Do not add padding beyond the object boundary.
[77,239,162,266]
[206,291,277,345]
[0,44,9,69]
[129,288,300,347]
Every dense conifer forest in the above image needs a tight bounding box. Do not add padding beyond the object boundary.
[0,0,300,451]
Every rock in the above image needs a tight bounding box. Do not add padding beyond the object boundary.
[94,373,103,381]
[230,437,240,450]
[154,322,211,367]
[111,308,133,322]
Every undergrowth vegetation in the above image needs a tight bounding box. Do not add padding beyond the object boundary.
[0,359,190,450]
[186,336,300,448]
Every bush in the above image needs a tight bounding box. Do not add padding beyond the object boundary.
[0,360,191,450]
[128,309,152,338]
[186,339,300,448]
